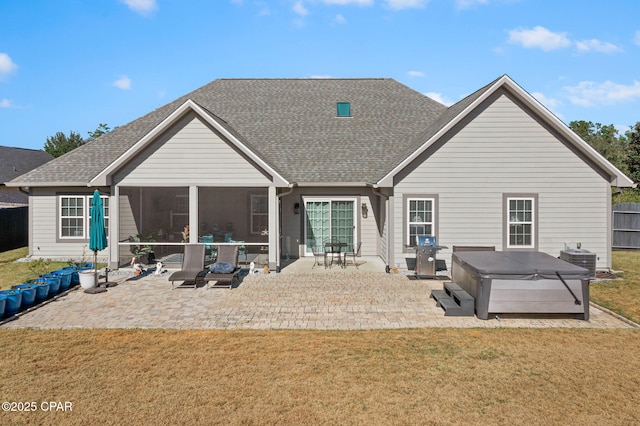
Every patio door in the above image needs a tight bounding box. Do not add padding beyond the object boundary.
[304,198,356,255]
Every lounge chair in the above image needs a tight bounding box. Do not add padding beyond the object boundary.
[204,245,240,289]
[169,244,206,289]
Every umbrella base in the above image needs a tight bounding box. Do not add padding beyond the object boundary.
[99,282,118,288]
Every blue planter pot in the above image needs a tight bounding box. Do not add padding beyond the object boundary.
[52,269,72,291]
[40,275,61,297]
[33,283,50,302]
[11,284,36,309]
[0,290,22,316]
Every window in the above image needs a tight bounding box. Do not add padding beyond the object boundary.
[407,198,434,247]
[60,196,85,238]
[251,194,268,234]
[507,197,535,248]
[336,102,351,117]
[59,195,109,239]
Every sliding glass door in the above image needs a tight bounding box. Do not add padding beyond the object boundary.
[304,198,355,255]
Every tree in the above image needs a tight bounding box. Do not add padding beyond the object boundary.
[43,131,85,158]
[569,120,629,174]
[625,122,640,186]
[87,123,111,141]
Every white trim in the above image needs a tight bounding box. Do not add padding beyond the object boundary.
[506,196,535,249]
[89,99,289,187]
[302,196,358,257]
[406,197,434,247]
[378,75,634,188]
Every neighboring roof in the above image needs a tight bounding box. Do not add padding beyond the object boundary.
[7,76,634,188]
[0,146,53,184]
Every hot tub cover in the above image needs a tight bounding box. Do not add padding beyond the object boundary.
[453,251,590,280]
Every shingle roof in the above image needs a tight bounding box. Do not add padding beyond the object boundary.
[0,146,53,183]
[10,78,449,185]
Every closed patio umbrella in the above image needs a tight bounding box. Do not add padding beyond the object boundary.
[89,190,108,290]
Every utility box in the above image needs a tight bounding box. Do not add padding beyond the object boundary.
[560,249,596,279]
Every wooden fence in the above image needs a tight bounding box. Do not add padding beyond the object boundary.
[613,202,640,249]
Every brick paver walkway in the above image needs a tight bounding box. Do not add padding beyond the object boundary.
[2,271,635,329]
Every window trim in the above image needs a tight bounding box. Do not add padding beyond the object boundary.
[503,193,538,250]
[402,194,438,252]
[57,194,109,242]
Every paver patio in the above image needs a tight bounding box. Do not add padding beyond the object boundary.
[1,265,635,330]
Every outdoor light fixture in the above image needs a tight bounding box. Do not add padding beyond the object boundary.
[294,202,300,214]
[361,203,368,219]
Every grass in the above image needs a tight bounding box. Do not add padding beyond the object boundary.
[0,248,88,290]
[590,251,640,324]
[0,329,638,425]
[1,249,640,424]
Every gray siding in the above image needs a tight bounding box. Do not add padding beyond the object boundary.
[393,93,612,270]
[30,187,108,261]
[114,112,272,187]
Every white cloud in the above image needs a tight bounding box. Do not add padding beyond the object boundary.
[564,80,640,107]
[455,0,488,10]
[575,39,622,54]
[634,30,640,46]
[407,70,425,77]
[293,1,309,16]
[119,0,158,15]
[425,92,454,106]
[507,26,572,51]
[113,75,132,90]
[320,0,373,5]
[0,52,18,77]
[333,14,347,24]
[384,0,429,9]
[531,91,559,109]
[0,98,12,108]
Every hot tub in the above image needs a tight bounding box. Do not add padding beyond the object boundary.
[451,251,590,320]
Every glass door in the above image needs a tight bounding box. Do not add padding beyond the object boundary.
[304,198,355,255]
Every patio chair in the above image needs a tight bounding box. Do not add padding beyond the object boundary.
[169,244,206,289]
[310,242,325,268]
[204,245,240,289]
[343,242,362,269]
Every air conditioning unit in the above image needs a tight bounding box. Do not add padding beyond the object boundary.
[560,249,596,278]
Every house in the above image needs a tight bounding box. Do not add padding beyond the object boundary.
[6,75,634,272]
[0,146,53,207]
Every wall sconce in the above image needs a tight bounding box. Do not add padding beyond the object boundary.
[294,202,300,215]
[361,203,368,219]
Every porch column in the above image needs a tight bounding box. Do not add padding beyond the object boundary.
[268,186,278,270]
[110,186,120,269]
[387,193,394,269]
[189,186,198,243]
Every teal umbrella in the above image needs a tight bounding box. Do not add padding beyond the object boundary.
[89,190,107,288]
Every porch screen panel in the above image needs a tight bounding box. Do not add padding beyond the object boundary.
[331,201,354,252]
[305,201,329,254]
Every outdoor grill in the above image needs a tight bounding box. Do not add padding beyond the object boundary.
[413,236,445,277]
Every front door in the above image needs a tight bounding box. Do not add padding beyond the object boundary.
[304,198,356,255]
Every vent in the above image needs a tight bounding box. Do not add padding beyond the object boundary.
[336,102,351,117]
[560,249,596,278]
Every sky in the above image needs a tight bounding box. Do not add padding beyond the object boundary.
[1,0,639,151]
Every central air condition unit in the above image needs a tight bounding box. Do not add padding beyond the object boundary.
[560,249,596,279]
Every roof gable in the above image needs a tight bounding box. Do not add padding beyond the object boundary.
[378,75,634,188]
[90,99,288,186]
